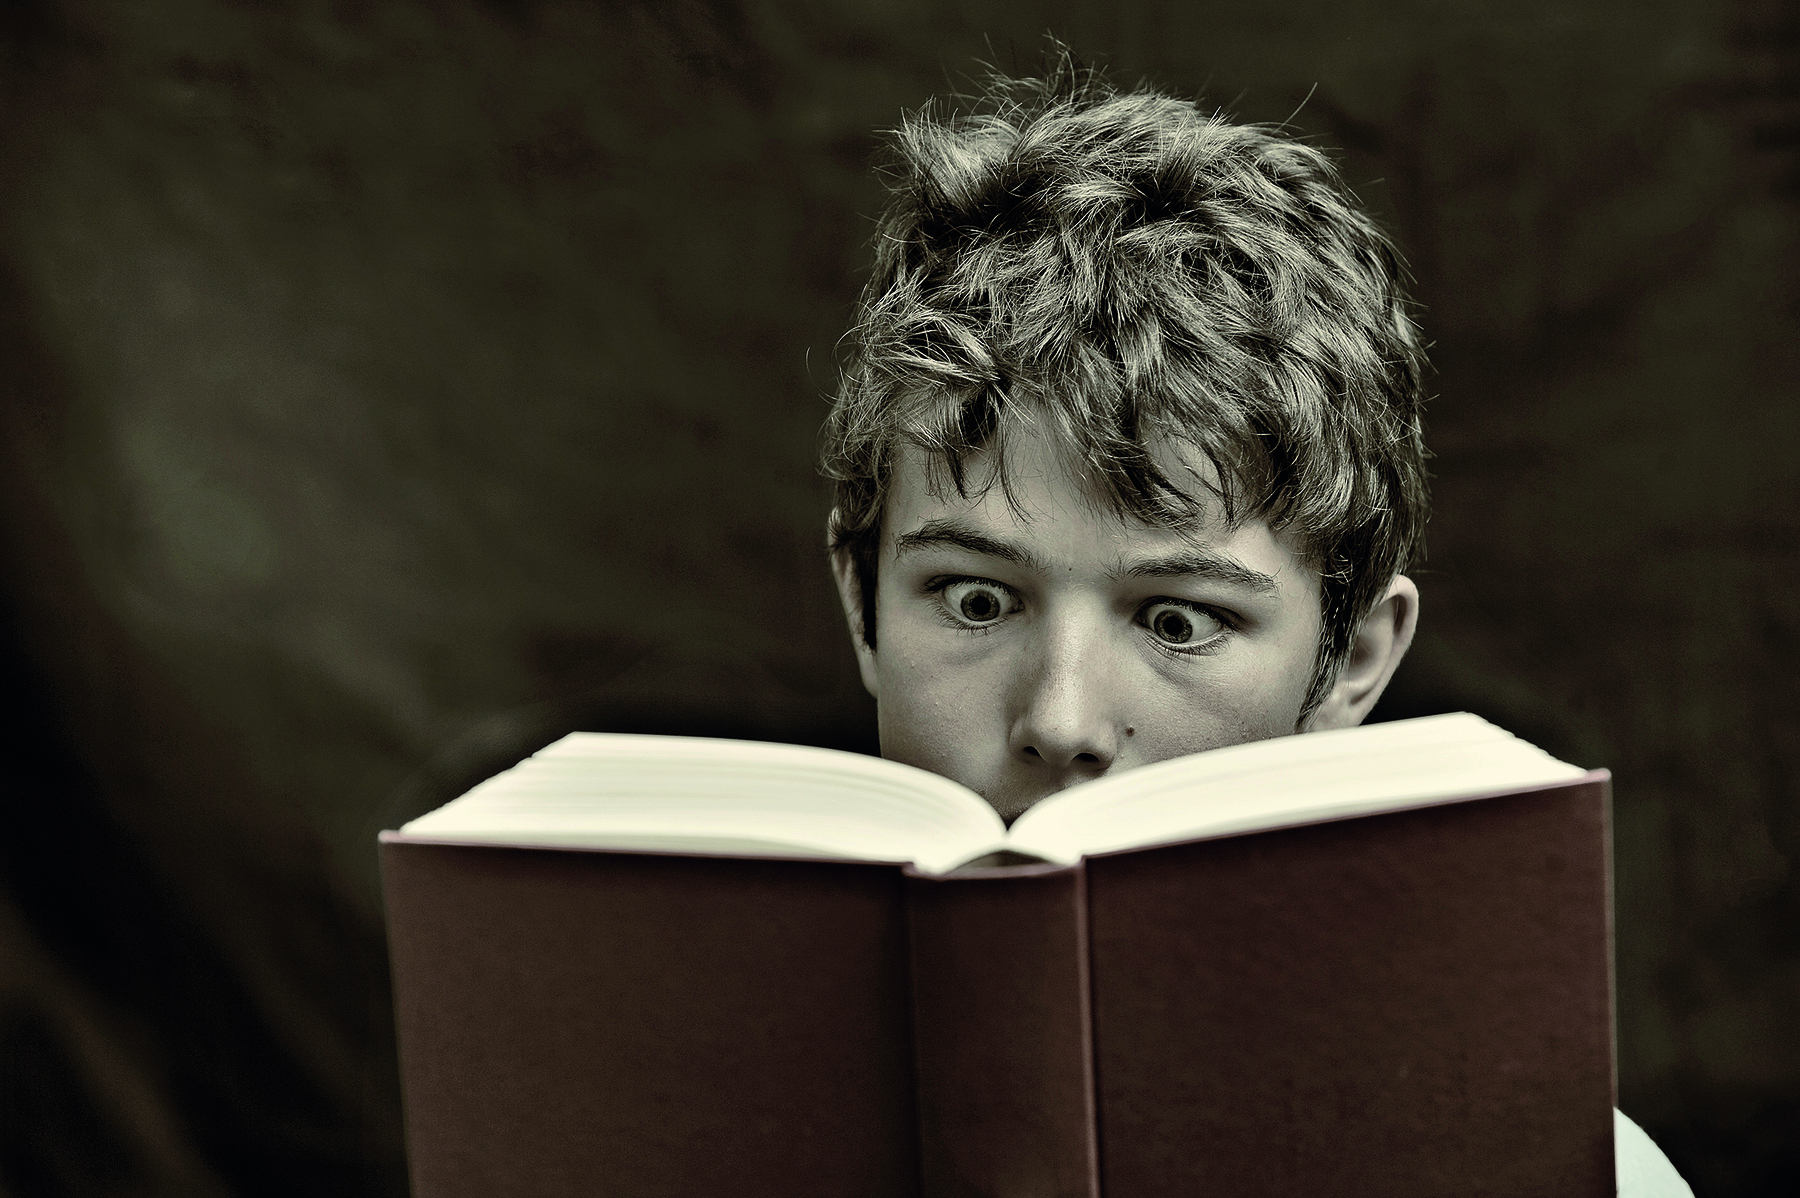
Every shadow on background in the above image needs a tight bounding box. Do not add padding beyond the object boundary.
[0,1,1795,1194]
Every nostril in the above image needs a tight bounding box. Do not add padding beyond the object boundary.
[1075,752,1101,765]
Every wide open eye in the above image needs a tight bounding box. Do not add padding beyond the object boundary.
[1141,600,1225,649]
[939,578,1020,628]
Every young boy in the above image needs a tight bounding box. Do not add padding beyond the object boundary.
[820,62,1692,1195]
[821,62,1423,820]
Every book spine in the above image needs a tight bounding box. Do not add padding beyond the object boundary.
[904,861,1100,1198]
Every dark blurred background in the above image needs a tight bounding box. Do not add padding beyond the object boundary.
[0,0,1793,1194]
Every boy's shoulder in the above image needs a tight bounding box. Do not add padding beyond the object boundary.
[1614,1110,1694,1198]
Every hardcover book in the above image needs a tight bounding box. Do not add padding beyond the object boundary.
[380,712,1616,1197]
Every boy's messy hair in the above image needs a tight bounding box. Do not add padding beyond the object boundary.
[821,58,1429,717]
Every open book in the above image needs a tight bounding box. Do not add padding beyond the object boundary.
[398,711,1588,874]
[382,714,1616,1198]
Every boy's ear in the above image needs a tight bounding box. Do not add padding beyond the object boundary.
[1306,575,1419,732]
[830,550,881,700]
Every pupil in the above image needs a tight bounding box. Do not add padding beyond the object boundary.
[962,590,998,621]
[1154,609,1192,642]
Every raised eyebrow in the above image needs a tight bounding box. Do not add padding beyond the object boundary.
[1122,550,1282,595]
[891,519,1043,570]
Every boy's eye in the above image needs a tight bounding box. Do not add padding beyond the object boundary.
[939,579,1019,627]
[1141,601,1225,647]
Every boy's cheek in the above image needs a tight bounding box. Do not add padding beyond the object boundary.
[873,651,1011,795]
[1136,693,1306,764]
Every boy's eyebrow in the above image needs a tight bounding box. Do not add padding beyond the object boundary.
[1122,549,1282,595]
[891,520,1281,595]
[892,519,1044,570]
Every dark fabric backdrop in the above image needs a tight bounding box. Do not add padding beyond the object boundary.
[0,1,1794,1194]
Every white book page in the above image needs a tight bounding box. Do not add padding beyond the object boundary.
[399,734,1011,876]
[397,714,1587,876]
[1006,712,1588,863]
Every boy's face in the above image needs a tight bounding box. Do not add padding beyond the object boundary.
[836,426,1350,822]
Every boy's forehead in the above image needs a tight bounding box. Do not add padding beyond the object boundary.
[883,433,1313,588]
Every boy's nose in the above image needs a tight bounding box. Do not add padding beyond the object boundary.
[1007,619,1123,778]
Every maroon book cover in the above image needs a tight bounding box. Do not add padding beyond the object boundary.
[1086,777,1615,1197]
[381,846,921,1197]
[381,773,1614,1197]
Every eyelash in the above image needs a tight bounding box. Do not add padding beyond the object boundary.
[1142,599,1237,659]
[924,575,1239,656]
[926,576,1018,637]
